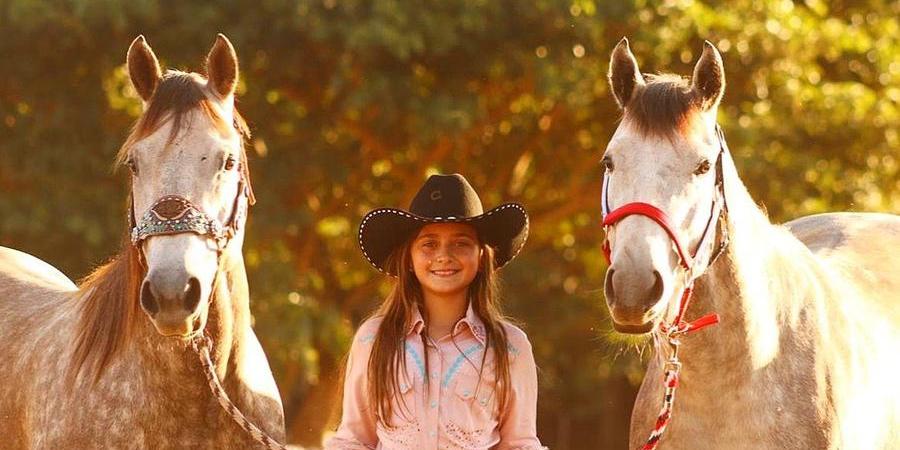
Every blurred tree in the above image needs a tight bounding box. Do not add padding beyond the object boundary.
[1,1,897,448]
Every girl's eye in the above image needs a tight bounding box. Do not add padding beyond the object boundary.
[423,241,436,248]
[126,158,138,176]
[601,155,614,172]
[694,159,711,175]
[224,155,237,171]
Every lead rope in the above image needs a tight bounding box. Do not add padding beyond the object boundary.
[190,334,287,450]
[640,281,719,450]
[192,175,285,450]
[187,228,287,450]
[638,206,727,450]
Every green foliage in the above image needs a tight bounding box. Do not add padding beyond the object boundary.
[1,1,897,448]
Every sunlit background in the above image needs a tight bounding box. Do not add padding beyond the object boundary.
[1,1,898,448]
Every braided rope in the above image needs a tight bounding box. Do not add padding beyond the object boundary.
[641,362,680,450]
[638,285,719,450]
[191,335,287,450]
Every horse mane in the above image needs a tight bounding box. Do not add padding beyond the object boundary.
[69,240,143,384]
[70,71,253,384]
[624,73,704,140]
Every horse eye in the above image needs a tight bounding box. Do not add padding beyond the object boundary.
[601,156,614,172]
[224,155,237,171]
[126,158,138,176]
[694,159,711,175]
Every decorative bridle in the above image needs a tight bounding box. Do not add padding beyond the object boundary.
[601,125,731,450]
[128,145,286,450]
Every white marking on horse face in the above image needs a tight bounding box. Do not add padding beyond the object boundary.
[604,112,721,324]
[130,94,243,335]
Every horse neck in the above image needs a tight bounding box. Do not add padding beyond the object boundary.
[206,243,252,375]
[668,158,823,383]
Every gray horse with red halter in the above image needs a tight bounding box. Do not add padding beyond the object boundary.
[602,38,900,450]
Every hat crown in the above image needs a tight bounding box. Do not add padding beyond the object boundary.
[408,174,484,219]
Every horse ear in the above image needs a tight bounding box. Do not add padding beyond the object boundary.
[127,35,162,103]
[691,41,726,110]
[608,37,645,109]
[206,34,239,98]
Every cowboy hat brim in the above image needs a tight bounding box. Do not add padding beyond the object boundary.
[358,203,528,275]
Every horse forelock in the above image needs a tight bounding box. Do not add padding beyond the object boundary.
[623,73,704,141]
[114,70,251,168]
[115,70,255,204]
[69,240,143,384]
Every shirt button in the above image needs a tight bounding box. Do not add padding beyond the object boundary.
[430,400,438,409]
[429,431,437,437]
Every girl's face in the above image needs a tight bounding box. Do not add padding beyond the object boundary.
[410,222,482,300]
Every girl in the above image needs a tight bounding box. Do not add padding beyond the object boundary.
[327,174,544,450]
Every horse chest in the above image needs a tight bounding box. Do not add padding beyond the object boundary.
[631,362,827,450]
[28,357,258,449]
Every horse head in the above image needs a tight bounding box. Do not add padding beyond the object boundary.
[123,35,253,338]
[602,38,728,334]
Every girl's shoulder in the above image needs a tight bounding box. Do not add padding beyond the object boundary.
[352,315,385,346]
[499,320,533,356]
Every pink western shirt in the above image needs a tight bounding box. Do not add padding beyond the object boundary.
[325,304,544,450]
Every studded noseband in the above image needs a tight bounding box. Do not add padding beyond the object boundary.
[130,174,251,253]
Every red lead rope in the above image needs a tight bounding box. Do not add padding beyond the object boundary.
[641,282,719,450]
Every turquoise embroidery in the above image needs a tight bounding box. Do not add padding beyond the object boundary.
[441,343,484,388]
[404,342,426,379]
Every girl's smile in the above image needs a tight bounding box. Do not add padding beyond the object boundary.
[429,268,460,277]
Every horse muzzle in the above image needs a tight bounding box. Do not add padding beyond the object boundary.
[604,267,665,334]
[140,269,208,337]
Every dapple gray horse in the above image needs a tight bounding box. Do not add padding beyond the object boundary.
[0,35,285,449]
[603,38,900,449]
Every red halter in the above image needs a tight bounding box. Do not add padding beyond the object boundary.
[600,125,729,325]
[601,125,731,450]
[602,202,692,270]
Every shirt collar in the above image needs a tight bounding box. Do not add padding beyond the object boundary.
[406,302,487,346]
[407,306,426,336]
[455,301,487,346]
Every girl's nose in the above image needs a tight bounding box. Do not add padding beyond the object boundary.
[435,247,451,262]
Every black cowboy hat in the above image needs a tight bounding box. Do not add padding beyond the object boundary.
[358,174,529,275]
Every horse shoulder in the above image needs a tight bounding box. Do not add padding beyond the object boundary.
[232,328,287,442]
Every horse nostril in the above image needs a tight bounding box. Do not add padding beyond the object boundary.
[140,280,159,315]
[183,277,202,312]
[604,269,616,303]
[649,270,663,303]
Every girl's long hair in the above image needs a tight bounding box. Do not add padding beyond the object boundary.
[367,234,512,427]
